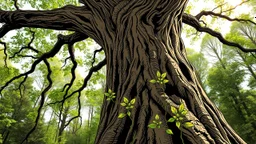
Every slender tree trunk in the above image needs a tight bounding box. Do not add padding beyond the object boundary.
[215,51,256,130]
[2,130,10,144]
[58,106,69,143]
[46,110,54,132]
[87,106,94,144]
[237,51,256,80]
[86,106,92,144]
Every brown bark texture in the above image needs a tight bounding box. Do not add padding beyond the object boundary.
[0,0,247,144]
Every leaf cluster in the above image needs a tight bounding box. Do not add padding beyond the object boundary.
[148,114,162,129]
[150,71,169,85]
[104,89,116,101]
[118,97,136,118]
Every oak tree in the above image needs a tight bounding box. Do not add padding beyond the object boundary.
[1,0,255,143]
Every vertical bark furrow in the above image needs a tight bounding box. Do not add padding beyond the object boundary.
[134,90,150,144]
[152,92,216,143]
[201,93,246,143]
[149,100,173,144]
[163,19,233,142]
[203,102,229,143]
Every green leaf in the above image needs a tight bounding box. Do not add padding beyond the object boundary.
[176,121,181,128]
[166,129,173,135]
[161,72,167,78]
[130,98,136,104]
[171,106,177,114]
[163,79,169,83]
[118,113,126,118]
[157,71,161,77]
[120,103,126,106]
[178,117,183,121]
[150,79,156,83]
[168,117,175,122]
[157,125,161,128]
[105,93,110,96]
[155,114,159,120]
[108,89,112,93]
[127,111,131,117]
[183,122,194,128]
[106,98,111,101]
[148,123,157,129]
[181,110,187,116]
[179,103,185,113]
[123,97,129,103]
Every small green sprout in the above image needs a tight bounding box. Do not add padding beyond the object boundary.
[118,113,126,118]
[166,129,173,135]
[148,114,162,129]
[183,122,194,128]
[150,71,169,85]
[104,89,116,101]
[167,103,194,130]
[118,97,136,118]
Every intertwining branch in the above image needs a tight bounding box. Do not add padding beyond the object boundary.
[182,1,256,53]
[182,13,256,53]
[0,3,110,142]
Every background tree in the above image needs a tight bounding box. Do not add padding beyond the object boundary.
[0,50,46,144]
[186,19,256,143]
[186,48,209,89]
[0,0,256,144]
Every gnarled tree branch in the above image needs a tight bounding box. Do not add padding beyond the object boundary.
[0,24,19,38]
[195,10,256,25]
[50,58,106,104]
[22,59,52,144]
[9,30,39,59]
[0,41,8,67]
[0,5,94,38]
[0,32,87,94]
[182,13,256,53]
[211,0,249,14]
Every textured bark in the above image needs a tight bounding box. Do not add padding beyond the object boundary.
[91,1,245,144]
[0,0,247,143]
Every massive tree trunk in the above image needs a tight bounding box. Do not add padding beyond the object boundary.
[92,1,245,144]
[0,0,246,143]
